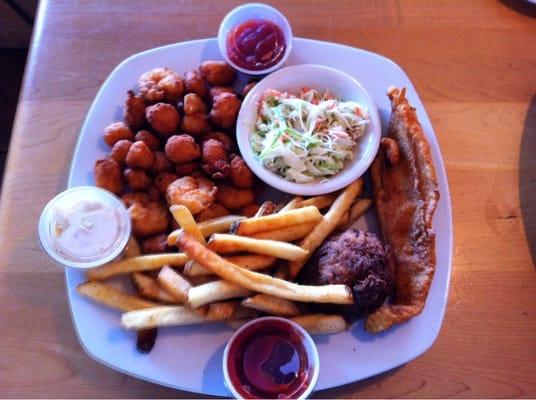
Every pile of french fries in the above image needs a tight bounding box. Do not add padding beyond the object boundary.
[77,178,372,345]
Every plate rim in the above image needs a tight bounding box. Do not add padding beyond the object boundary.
[65,36,453,395]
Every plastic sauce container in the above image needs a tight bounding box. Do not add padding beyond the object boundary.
[223,317,319,399]
[38,186,131,268]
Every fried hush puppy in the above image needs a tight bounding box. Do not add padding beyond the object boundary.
[180,113,211,136]
[202,139,229,180]
[210,93,241,129]
[183,93,207,115]
[135,130,160,151]
[94,158,123,195]
[196,202,230,222]
[124,168,151,191]
[165,134,200,164]
[166,176,217,215]
[126,141,154,170]
[138,67,184,103]
[128,201,170,237]
[203,131,234,152]
[155,171,179,195]
[124,90,146,130]
[229,154,254,188]
[145,103,180,137]
[149,151,173,175]
[215,184,254,211]
[175,162,199,177]
[200,61,236,86]
[103,122,134,147]
[184,69,207,98]
[109,139,132,165]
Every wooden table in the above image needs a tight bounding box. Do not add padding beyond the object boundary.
[1,0,535,397]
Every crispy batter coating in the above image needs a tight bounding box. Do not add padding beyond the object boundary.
[126,141,154,170]
[175,162,199,177]
[200,61,236,86]
[216,184,254,211]
[147,184,161,201]
[229,154,254,188]
[109,139,132,165]
[239,203,260,218]
[128,201,170,237]
[196,202,230,222]
[94,158,123,195]
[124,90,146,130]
[135,130,160,151]
[124,168,151,191]
[183,93,207,115]
[121,192,149,208]
[203,131,234,152]
[149,151,173,175]
[209,86,234,100]
[166,176,217,215]
[145,103,180,137]
[164,134,201,164]
[242,81,257,98]
[210,93,241,129]
[138,67,184,103]
[155,171,179,195]
[202,139,229,180]
[103,122,134,147]
[141,234,170,254]
[180,113,211,136]
[184,69,207,98]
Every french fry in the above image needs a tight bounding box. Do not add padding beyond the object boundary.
[124,236,142,258]
[179,233,353,305]
[292,314,348,335]
[170,205,205,244]
[132,272,177,303]
[86,253,189,280]
[339,198,373,230]
[157,266,192,303]
[205,301,240,320]
[167,215,245,246]
[121,306,207,330]
[233,206,321,236]
[188,280,253,308]
[77,281,158,312]
[208,234,309,261]
[254,201,278,217]
[184,254,276,277]
[297,194,337,210]
[288,178,363,279]
[278,196,302,213]
[250,221,317,242]
[241,294,301,317]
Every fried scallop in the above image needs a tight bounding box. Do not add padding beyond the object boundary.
[215,184,254,211]
[199,61,236,86]
[103,122,134,147]
[201,139,229,180]
[165,134,201,164]
[94,158,123,195]
[210,92,241,129]
[229,154,254,188]
[145,103,180,137]
[128,201,170,237]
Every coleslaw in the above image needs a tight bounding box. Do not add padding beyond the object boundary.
[251,88,370,183]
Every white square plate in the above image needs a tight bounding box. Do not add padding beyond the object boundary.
[66,38,452,396]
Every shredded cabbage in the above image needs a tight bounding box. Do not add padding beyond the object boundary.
[251,88,370,183]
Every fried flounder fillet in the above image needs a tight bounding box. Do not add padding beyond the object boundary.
[365,87,439,333]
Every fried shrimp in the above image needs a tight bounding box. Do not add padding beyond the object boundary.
[124,90,146,129]
[138,67,185,103]
[201,139,229,180]
[166,176,217,215]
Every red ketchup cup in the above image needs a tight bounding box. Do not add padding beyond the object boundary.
[223,317,320,399]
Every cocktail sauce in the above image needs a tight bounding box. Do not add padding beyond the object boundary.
[226,19,286,71]
[226,319,314,399]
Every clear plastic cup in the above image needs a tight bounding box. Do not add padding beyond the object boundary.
[38,186,131,268]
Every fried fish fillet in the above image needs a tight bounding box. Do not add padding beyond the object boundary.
[365,87,439,333]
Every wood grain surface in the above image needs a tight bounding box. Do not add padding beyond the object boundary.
[1,0,535,398]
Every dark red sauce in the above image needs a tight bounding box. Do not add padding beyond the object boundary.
[226,319,314,399]
[226,18,286,71]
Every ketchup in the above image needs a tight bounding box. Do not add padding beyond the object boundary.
[227,19,286,71]
[226,319,313,399]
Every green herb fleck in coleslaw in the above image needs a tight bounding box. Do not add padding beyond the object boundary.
[251,88,370,183]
